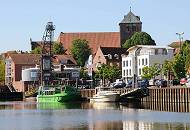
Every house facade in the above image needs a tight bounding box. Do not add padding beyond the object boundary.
[93,47,128,71]
[5,53,78,92]
[122,45,174,81]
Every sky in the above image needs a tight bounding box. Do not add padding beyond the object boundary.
[0,0,189,54]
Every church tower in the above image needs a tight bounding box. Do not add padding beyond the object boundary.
[119,10,142,46]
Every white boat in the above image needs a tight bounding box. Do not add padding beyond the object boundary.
[90,87,120,102]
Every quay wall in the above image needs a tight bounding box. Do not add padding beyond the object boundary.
[80,87,190,104]
[141,87,190,103]
[141,87,190,112]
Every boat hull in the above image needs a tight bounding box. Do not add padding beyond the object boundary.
[90,93,120,102]
[37,93,82,103]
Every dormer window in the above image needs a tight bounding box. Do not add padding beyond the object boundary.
[107,54,112,59]
[114,54,119,59]
[155,49,159,55]
[162,49,167,55]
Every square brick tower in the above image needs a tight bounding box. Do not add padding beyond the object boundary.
[119,11,142,46]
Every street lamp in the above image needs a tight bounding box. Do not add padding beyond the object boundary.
[176,32,184,50]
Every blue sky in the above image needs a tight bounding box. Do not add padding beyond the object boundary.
[0,0,189,53]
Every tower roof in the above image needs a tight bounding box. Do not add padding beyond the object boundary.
[120,11,142,24]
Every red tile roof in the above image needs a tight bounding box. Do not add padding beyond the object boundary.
[169,41,184,48]
[8,54,77,65]
[57,32,120,54]
[9,54,40,65]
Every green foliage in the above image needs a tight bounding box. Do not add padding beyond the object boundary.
[95,64,121,81]
[171,40,190,79]
[162,60,173,77]
[53,42,66,55]
[123,32,156,49]
[172,53,186,79]
[80,67,88,79]
[31,47,42,54]
[71,39,91,67]
[0,60,5,84]
[142,64,161,79]
[181,40,190,71]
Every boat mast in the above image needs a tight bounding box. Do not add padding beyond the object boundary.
[40,22,55,86]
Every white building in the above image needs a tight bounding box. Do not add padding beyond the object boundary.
[122,45,174,81]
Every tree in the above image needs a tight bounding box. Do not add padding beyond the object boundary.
[171,40,190,79]
[31,47,42,54]
[52,42,66,55]
[172,53,186,79]
[181,40,190,71]
[123,32,156,49]
[142,64,161,79]
[162,60,173,78]
[95,64,121,83]
[80,67,88,79]
[0,60,5,85]
[71,39,91,67]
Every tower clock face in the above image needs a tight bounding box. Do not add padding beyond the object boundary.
[43,58,51,70]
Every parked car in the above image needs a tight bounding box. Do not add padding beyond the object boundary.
[180,78,187,86]
[112,79,126,88]
[149,79,159,86]
[113,82,126,88]
[155,79,167,88]
[125,80,133,88]
[172,79,180,86]
[125,79,148,88]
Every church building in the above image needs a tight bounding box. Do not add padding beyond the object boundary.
[57,10,142,55]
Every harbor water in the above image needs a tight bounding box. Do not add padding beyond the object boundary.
[0,101,190,130]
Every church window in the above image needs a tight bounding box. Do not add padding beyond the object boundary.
[132,26,136,31]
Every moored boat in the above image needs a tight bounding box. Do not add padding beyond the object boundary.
[90,87,120,102]
[37,85,82,103]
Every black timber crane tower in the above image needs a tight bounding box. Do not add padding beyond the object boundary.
[40,22,55,86]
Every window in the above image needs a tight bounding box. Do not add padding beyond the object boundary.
[126,27,130,32]
[129,69,131,76]
[139,68,141,75]
[123,61,125,67]
[132,26,136,31]
[123,70,125,76]
[139,59,140,66]
[130,60,132,66]
[145,58,148,65]
[162,49,167,55]
[142,59,144,65]
[126,69,128,76]
[126,60,128,67]
[155,49,159,55]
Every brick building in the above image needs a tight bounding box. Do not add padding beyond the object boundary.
[5,53,77,92]
[31,11,142,55]
[93,47,128,71]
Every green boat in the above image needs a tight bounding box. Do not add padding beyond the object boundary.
[37,85,83,103]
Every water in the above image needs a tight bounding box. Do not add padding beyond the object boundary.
[0,101,190,130]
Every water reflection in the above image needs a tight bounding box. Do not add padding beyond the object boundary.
[0,101,190,130]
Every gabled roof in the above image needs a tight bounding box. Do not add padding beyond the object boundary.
[57,32,120,55]
[8,54,77,65]
[53,55,76,65]
[169,41,184,48]
[9,54,40,65]
[120,11,142,24]
[99,47,128,60]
